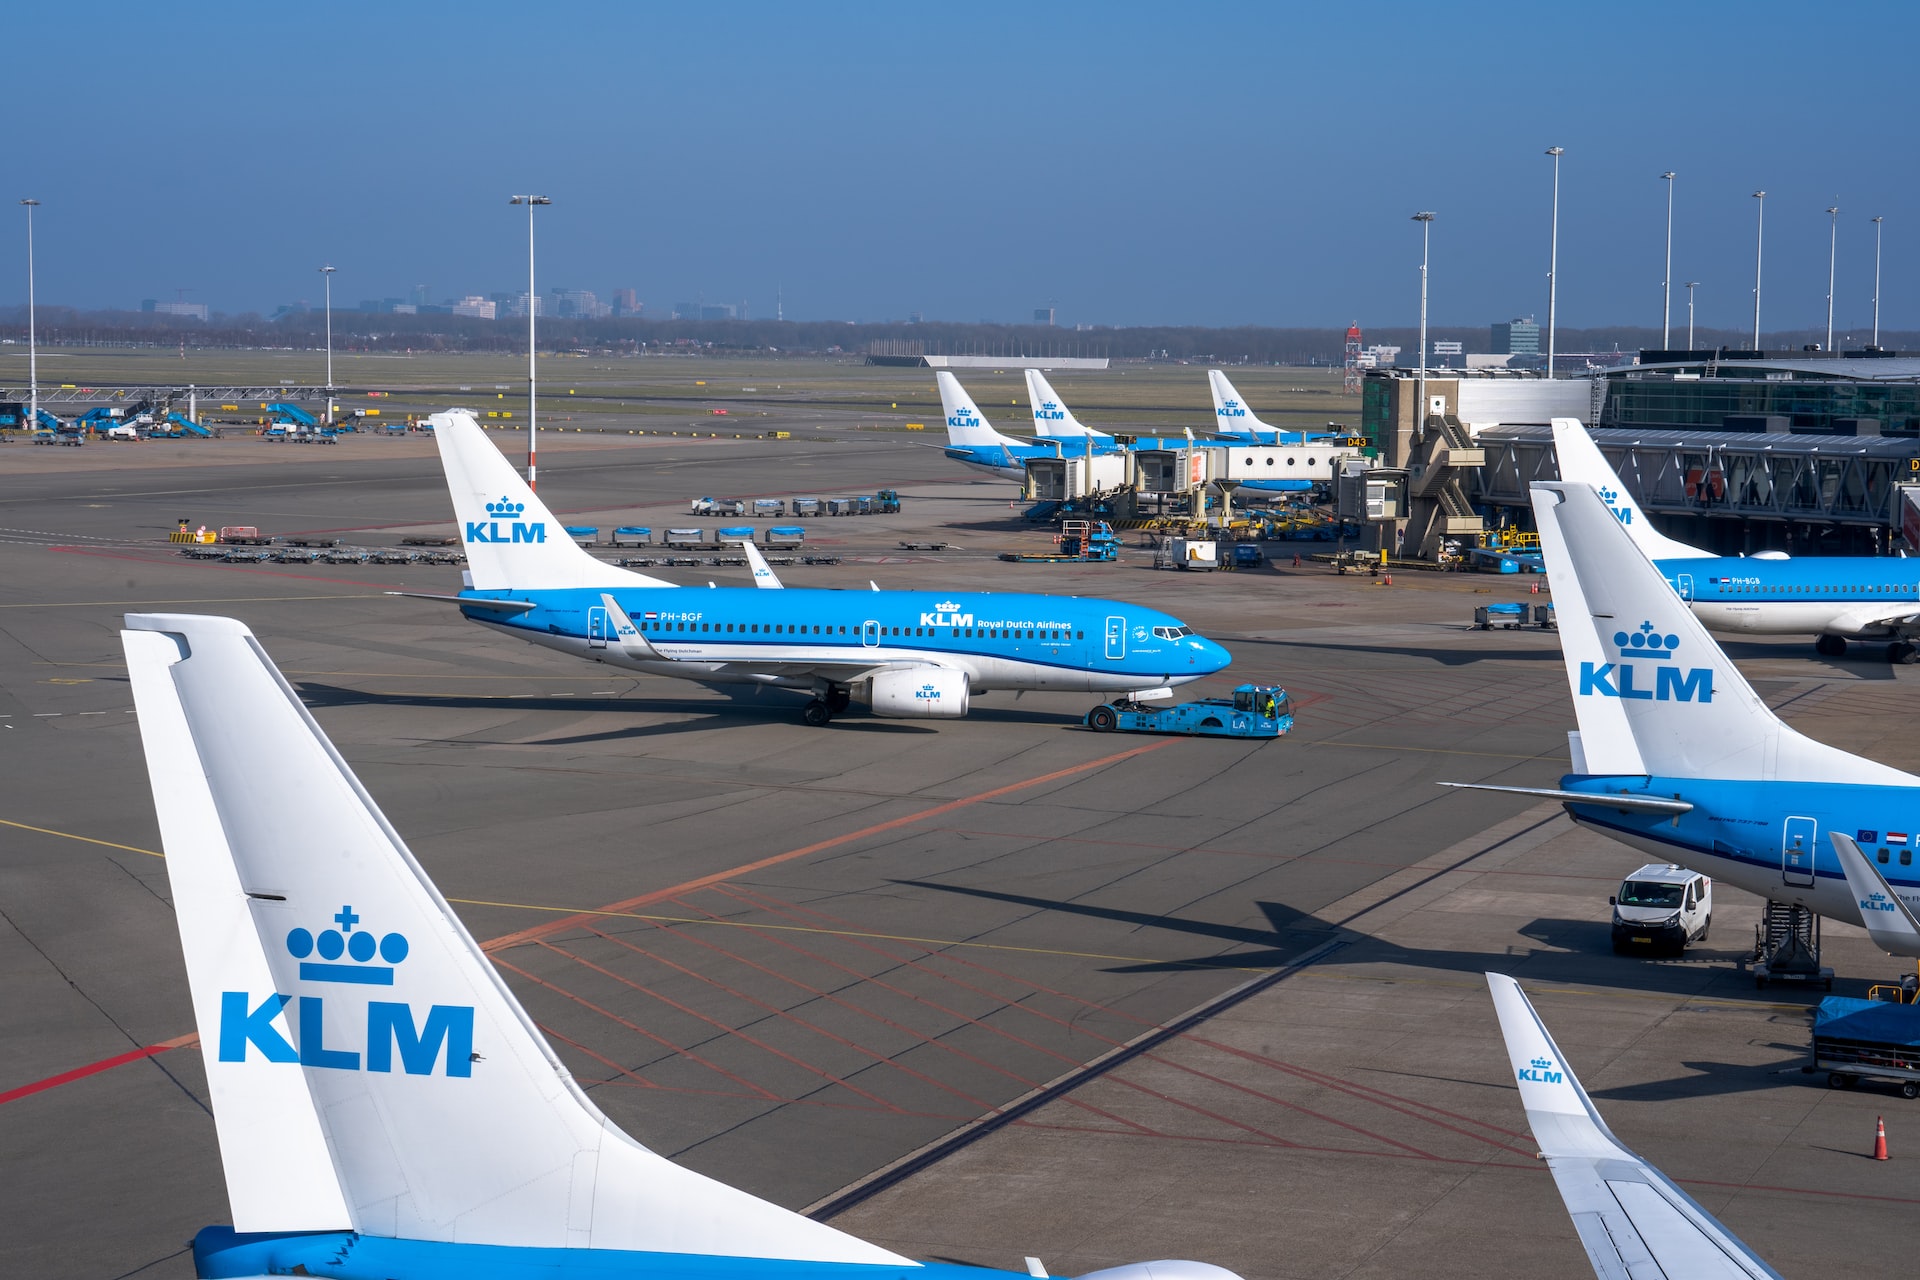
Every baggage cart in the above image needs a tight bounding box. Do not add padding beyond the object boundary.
[1813,996,1920,1097]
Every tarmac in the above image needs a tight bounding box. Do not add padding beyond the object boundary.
[3,422,1918,1279]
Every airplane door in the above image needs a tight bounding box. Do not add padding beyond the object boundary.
[1104,615,1126,660]
[1675,573,1694,601]
[1782,815,1817,887]
[861,620,880,648]
[587,606,610,649]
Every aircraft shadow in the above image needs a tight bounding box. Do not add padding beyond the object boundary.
[1585,1055,1808,1103]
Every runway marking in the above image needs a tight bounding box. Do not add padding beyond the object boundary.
[481,738,1179,952]
[0,1034,198,1107]
[0,819,164,858]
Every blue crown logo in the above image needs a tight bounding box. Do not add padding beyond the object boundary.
[286,905,410,985]
[485,497,526,519]
[1531,1056,1553,1070]
[1599,486,1619,504]
[916,683,940,698]
[1611,620,1681,658]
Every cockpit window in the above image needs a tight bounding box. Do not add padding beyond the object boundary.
[1618,881,1684,908]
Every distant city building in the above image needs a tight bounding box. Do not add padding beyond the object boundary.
[549,288,610,319]
[497,292,542,319]
[451,295,497,320]
[410,284,431,307]
[1033,307,1055,326]
[140,299,208,320]
[390,304,418,315]
[610,288,640,317]
[1492,317,1540,356]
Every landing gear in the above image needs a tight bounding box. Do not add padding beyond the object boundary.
[802,683,853,727]
[1890,642,1920,665]
[1815,634,1848,657]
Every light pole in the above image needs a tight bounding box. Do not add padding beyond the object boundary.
[20,199,39,432]
[319,263,337,423]
[1872,216,1885,349]
[1751,191,1766,349]
[1660,172,1676,348]
[1545,148,1563,378]
[1825,205,1840,354]
[1412,211,1435,438]
[1685,282,1699,350]
[509,194,551,489]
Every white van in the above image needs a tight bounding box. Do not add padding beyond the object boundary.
[1610,863,1712,954]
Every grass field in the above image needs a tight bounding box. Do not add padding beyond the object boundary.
[0,348,1360,437]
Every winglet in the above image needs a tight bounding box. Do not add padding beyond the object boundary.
[1832,833,1920,956]
[738,539,785,589]
[1486,973,1782,1279]
[599,594,666,661]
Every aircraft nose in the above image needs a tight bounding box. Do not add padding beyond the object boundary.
[1194,637,1232,673]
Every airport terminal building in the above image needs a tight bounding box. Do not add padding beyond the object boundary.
[1366,357,1920,557]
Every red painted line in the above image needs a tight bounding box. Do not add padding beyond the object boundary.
[0,1033,198,1106]
[484,739,1178,952]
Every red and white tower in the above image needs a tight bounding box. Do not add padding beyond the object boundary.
[1342,322,1364,394]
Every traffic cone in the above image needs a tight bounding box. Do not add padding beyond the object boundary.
[1874,1116,1889,1161]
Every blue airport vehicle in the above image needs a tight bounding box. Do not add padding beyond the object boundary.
[1085,683,1292,738]
[33,407,64,431]
[268,402,318,426]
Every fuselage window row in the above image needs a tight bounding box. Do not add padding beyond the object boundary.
[633,621,1089,642]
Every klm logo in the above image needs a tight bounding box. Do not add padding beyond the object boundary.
[1860,891,1900,915]
[1036,401,1066,422]
[219,904,474,1078]
[1599,486,1632,526]
[1517,1055,1563,1084]
[1218,399,1246,419]
[920,598,974,627]
[1579,620,1714,704]
[914,683,943,704]
[948,411,981,430]
[465,496,547,544]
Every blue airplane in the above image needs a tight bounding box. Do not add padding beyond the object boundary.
[410,411,1230,725]
[1447,478,1920,960]
[1022,369,1337,495]
[121,613,1786,1280]
[939,370,1123,481]
[1555,419,1920,662]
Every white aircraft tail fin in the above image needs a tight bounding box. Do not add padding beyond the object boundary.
[430,410,676,591]
[1532,481,1917,786]
[1487,974,1782,1279]
[123,612,907,1264]
[1207,370,1276,440]
[1832,834,1920,956]
[1025,369,1108,439]
[937,371,1025,449]
[1550,419,1710,559]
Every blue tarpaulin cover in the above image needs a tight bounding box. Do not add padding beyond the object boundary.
[1815,996,1920,1047]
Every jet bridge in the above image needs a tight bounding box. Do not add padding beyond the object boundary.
[1474,424,1920,552]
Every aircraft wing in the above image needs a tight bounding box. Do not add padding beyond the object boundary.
[386,591,538,614]
[1821,602,1920,637]
[1486,974,1782,1280]
[1831,833,1920,955]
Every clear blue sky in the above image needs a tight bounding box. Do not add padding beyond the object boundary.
[9,1,1915,334]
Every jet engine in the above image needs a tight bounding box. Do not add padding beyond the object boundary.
[868,667,970,718]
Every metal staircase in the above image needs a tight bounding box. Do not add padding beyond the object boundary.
[1752,901,1833,989]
